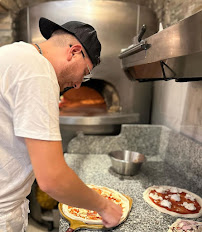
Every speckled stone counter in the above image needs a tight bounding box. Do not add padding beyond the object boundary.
[67,125,202,189]
[59,124,202,231]
[59,153,202,232]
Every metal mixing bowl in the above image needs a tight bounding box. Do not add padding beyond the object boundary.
[108,150,146,176]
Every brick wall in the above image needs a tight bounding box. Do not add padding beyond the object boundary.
[149,0,202,28]
[1,0,202,46]
[0,13,13,46]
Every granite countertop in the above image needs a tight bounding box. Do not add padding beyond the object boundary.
[59,153,202,232]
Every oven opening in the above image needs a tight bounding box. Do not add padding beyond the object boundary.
[59,79,121,116]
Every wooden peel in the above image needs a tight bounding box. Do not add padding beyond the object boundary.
[59,195,133,231]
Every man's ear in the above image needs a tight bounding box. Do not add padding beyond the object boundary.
[67,44,82,61]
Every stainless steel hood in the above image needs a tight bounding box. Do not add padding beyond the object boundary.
[119,10,202,82]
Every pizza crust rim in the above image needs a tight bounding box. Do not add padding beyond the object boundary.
[62,185,130,225]
[143,185,202,218]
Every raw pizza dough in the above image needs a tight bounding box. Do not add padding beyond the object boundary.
[62,184,130,225]
[143,186,202,218]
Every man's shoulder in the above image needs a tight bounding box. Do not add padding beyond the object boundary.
[1,41,44,63]
[1,41,34,55]
[0,42,54,79]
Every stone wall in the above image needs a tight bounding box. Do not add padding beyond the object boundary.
[0,12,13,46]
[1,0,202,46]
[147,0,202,27]
[0,0,47,46]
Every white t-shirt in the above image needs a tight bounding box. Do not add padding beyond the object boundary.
[0,42,62,215]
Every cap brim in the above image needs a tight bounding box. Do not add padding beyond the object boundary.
[39,17,72,40]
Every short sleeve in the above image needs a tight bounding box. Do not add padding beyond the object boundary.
[13,75,62,141]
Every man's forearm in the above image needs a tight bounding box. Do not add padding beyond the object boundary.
[25,138,106,213]
[42,162,106,213]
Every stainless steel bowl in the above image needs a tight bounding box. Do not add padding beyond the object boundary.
[108,150,146,176]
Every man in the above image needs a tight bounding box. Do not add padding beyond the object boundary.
[0,17,122,231]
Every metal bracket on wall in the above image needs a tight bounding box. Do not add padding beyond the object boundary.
[160,60,176,81]
[159,61,202,82]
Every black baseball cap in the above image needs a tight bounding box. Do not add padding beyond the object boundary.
[39,17,101,67]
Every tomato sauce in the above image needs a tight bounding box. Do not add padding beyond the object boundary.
[149,190,201,214]
[67,187,124,220]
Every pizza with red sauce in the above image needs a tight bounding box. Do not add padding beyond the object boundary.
[61,185,130,224]
[143,186,202,218]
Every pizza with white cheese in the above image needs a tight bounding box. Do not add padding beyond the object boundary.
[143,186,202,218]
[168,219,202,232]
[62,185,130,225]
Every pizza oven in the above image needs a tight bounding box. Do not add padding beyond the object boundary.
[59,79,121,116]
[59,78,129,150]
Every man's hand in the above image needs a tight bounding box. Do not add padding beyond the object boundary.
[98,198,122,228]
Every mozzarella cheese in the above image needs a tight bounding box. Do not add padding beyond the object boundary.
[156,187,168,194]
[170,194,181,201]
[182,202,196,211]
[149,192,163,201]
[160,200,172,208]
[170,187,182,193]
[185,194,196,202]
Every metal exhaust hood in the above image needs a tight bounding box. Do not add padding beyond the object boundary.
[119,10,202,82]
